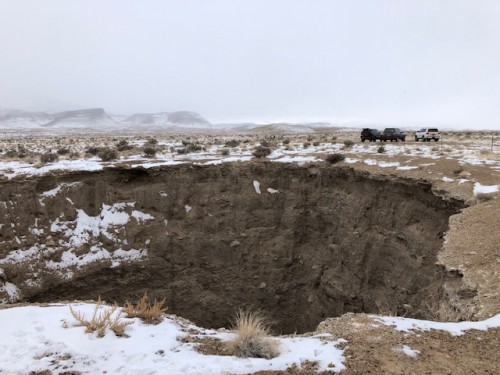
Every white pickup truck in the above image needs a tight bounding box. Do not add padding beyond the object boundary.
[415,128,440,142]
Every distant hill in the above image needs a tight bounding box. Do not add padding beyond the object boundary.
[247,123,317,133]
[0,108,212,130]
[42,108,118,128]
[217,122,318,133]
[0,109,52,128]
[123,111,212,128]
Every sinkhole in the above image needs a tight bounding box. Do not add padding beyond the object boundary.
[0,163,465,333]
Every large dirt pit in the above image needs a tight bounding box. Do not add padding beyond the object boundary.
[0,163,467,333]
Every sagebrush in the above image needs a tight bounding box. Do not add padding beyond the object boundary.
[252,146,272,158]
[325,153,345,164]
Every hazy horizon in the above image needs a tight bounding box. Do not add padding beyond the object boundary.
[1,1,499,130]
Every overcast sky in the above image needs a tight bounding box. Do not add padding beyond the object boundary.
[0,0,499,129]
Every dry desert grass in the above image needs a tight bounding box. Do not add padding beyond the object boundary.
[123,293,167,324]
[68,297,132,338]
[225,309,280,359]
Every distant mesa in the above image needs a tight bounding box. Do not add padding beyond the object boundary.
[123,111,212,128]
[42,108,117,128]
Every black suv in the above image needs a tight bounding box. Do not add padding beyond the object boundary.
[360,128,382,142]
[381,128,405,142]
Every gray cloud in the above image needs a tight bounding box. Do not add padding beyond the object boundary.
[0,0,499,129]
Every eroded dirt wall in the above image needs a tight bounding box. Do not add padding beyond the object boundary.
[0,164,464,333]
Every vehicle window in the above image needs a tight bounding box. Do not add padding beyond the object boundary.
[428,128,438,132]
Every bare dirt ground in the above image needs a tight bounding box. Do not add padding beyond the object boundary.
[0,129,498,374]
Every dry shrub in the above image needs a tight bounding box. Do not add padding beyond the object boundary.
[260,139,270,147]
[68,297,132,338]
[116,139,133,151]
[177,141,203,154]
[452,167,464,175]
[98,147,119,161]
[252,146,272,158]
[40,152,59,163]
[343,140,354,148]
[424,302,469,322]
[143,146,156,157]
[377,146,385,154]
[220,148,230,156]
[85,146,100,155]
[57,147,70,155]
[4,149,18,158]
[225,139,240,148]
[123,293,167,324]
[312,141,320,146]
[225,310,279,359]
[325,153,345,164]
[147,137,158,145]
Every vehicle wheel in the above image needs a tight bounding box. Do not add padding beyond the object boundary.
[415,136,418,141]
[361,138,365,142]
[433,138,438,142]
[402,138,405,142]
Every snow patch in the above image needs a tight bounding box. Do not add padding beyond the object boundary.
[473,183,499,195]
[253,180,261,194]
[374,313,500,336]
[0,281,20,302]
[395,345,420,358]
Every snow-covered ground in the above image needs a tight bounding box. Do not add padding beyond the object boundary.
[0,303,346,374]
[0,137,498,180]
[0,136,497,201]
[0,303,498,374]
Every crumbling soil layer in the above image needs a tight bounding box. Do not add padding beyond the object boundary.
[0,163,465,333]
